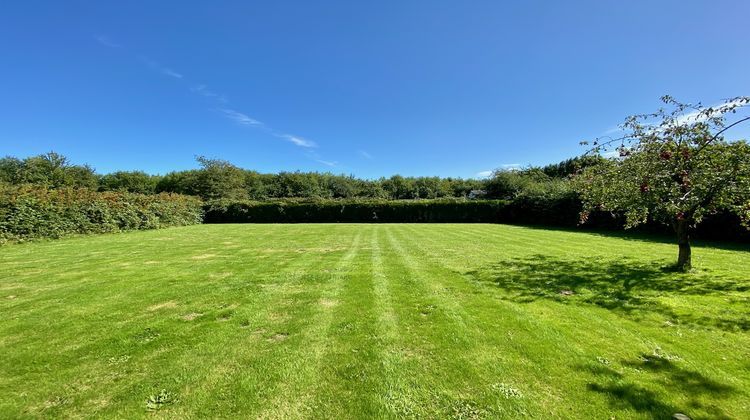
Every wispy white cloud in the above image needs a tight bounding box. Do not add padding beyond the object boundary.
[220,109,263,126]
[94,35,120,48]
[674,98,748,125]
[603,98,750,136]
[603,126,622,135]
[315,159,338,167]
[160,68,183,79]
[219,108,319,150]
[191,85,228,103]
[306,150,337,167]
[141,57,183,79]
[358,150,373,159]
[476,163,523,177]
[280,134,317,148]
[97,36,322,153]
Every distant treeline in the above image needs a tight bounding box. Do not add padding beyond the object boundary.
[2,152,746,242]
[0,152,603,201]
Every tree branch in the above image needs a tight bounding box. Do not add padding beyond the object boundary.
[696,115,750,153]
[711,115,750,142]
[583,135,637,155]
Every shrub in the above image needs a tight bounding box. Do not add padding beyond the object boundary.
[0,185,203,243]
[503,178,581,226]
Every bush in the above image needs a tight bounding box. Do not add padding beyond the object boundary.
[502,178,581,226]
[0,185,203,243]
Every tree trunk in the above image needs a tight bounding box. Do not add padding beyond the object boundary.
[675,218,691,271]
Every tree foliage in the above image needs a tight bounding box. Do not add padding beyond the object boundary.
[99,171,161,194]
[193,156,248,200]
[0,152,98,189]
[540,155,605,178]
[0,153,567,202]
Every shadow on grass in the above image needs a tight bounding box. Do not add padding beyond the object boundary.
[583,354,736,419]
[466,254,746,416]
[505,223,750,252]
[466,255,749,331]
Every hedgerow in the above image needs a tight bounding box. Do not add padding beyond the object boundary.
[202,197,749,241]
[0,185,203,243]
[203,199,510,223]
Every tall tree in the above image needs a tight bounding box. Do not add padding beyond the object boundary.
[1,152,99,189]
[576,96,750,270]
[99,171,160,194]
[194,156,248,201]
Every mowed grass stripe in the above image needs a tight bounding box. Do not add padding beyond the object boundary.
[113,225,352,418]
[381,226,508,417]
[394,225,636,416]
[164,228,347,418]
[390,225,571,417]
[2,226,333,417]
[390,225,563,416]
[397,224,750,417]
[369,225,421,417]
[257,228,366,418]
[306,226,390,417]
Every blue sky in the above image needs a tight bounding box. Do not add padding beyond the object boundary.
[1,1,748,178]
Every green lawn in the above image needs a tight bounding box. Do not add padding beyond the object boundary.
[1,224,748,418]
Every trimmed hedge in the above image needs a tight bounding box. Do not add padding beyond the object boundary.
[204,199,511,223]
[204,198,749,242]
[203,197,610,226]
[0,185,203,243]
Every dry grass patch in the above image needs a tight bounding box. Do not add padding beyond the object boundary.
[266,311,291,324]
[267,332,289,342]
[147,301,178,311]
[191,254,217,260]
[319,298,338,308]
[181,312,203,321]
[208,272,233,280]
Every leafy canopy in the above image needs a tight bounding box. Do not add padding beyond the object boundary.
[576,96,750,229]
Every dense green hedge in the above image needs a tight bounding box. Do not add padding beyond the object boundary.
[204,198,749,242]
[204,199,511,223]
[204,197,590,225]
[0,185,203,243]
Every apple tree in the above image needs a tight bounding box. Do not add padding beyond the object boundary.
[576,96,750,270]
